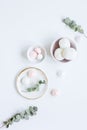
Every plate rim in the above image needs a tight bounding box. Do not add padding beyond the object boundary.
[16,67,48,100]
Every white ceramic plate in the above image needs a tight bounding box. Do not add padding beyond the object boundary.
[16,67,48,100]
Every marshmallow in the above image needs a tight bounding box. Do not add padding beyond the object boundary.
[51,89,61,96]
[62,48,77,60]
[34,47,42,54]
[27,70,36,78]
[59,38,70,48]
[21,77,30,86]
[29,51,37,59]
[37,54,43,60]
[54,48,64,61]
[56,70,65,77]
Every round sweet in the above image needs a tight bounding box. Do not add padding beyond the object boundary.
[54,48,64,61]
[56,70,65,77]
[21,77,30,86]
[27,69,36,78]
[59,38,70,48]
[51,89,60,96]
[37,54,43,60]
[62,48,77,60]
[29,51,37,59]
[34,47,42,54]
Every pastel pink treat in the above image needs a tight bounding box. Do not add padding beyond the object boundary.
[27,70,36,78]
[34,47,42,54]
[29,50,37,59]
[51,89,60,96]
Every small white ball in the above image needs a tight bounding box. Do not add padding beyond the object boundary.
[56,70,65,77]
[37,54,43,60]
[21,77,30,86]
[54,48,64,61]
[51,89,61,96]
[59,38,70,48]
[62,48,77,60]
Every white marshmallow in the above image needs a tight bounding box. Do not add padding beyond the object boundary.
[37,54,43,60]
[59,38,70,48]
[21,77,30,86]
[56,70,65,77]
[54,48,64,61]
[62,48,77,60]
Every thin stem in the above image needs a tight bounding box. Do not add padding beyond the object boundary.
[0,106,38,128]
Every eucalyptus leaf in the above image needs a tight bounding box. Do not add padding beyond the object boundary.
[14,114,21,122]
[2,106,38,128]
[62,17,85,35]
[26,80,46,92]
[25,109,30,115]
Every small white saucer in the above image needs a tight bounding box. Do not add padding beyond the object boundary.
[27,45,46,64]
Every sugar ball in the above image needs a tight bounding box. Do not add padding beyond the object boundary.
[21,77,30,86]
[54,48,64,61]
[34,47,42,54]
[37,54,43,60]
[59,38,70,48]
[62,48,77,60]
[27,69,36,78]
[56,70,65,77]
[29,51,37,59]
[51,89,61,96]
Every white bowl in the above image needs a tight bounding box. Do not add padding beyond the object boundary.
[27,45,47,64]
[50,37,77,63]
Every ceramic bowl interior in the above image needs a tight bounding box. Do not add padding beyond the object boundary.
[50,38,77,63]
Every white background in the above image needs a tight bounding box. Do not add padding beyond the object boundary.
[0,0,87,130]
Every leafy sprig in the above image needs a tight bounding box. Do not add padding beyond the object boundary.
[26,80,46,92]
[1,106,38,128]
[62,17,87,38]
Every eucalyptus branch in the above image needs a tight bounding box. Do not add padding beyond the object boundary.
[62,17,87,38]
[0,106,38,128]
[26,80,46,92]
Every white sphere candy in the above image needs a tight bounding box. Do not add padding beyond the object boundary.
[37,54,43,60]
[56,70,65,77]
[27,69,36,78]
[21,77,30,86]
[62,48,77,60]
[59,38,70,48]
[29,50,37,59]
[54,48,64,61]
[51,89,61,96]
